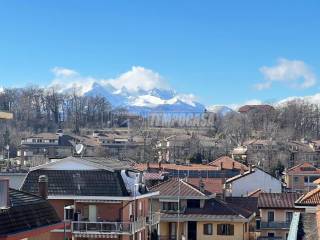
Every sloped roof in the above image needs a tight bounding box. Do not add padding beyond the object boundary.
[0,189,61,236]
[21,169,129,197]
[209,156,248,171]
[295,188,320,206]
[149,178,205,198]
[287,162,320,175]
[186,198,254,218]
[134,163,219,172]
[186,178,223,194]
[258,192,301,209]
[238,104,274,113]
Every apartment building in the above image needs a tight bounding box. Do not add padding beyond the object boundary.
[0,178,62,240]
[225,166,282,197]
[284,162,320,193]
[257,192,301,240]
[20,156,159,240]
[149,178,256,240]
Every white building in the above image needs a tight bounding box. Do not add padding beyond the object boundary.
[225,166,282,196]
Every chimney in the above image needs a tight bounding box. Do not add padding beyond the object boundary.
[38,175,48,199]
[0,178,9,209]
[147,162,150,170]
[220,162,223,170]
[240,165,245,175]
[199,177,205,193]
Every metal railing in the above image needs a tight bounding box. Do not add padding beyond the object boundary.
[260,221,291,229]
[71,221,132,234]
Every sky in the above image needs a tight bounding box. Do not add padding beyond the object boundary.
[0,0,320,107]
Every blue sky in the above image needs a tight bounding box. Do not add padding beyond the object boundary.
[1,0,320,106]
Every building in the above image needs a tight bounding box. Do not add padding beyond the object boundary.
[18,132,75,166]
[134,162,240,179]
[225,166,282,197]
[208,155,249,171]
[284,162,320,193]
[257,192,301,240]
[238,105,275,114]
[149,178,256,240]
[20,156,159,240]
[0,178,62,240]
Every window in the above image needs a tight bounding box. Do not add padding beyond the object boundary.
[203,224,213,235]
[244,223,248,232]
[267,211,274,222]
[286,212,293,223]
[64,205,74,220]
[267,232,275,237]
[187,199,200,208]
[162,202,178,211]
[217,224,234,235]
[294,176,299,183]
[256,219,261,230]
[304,176,309,183]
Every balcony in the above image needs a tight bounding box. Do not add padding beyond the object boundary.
[71,214,160,237]
[260,221,291,229]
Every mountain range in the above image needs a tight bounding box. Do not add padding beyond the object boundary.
[84,82,206,113]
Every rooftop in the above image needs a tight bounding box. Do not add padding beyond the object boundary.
[0,188,61,237]
[149,178,206,198]
[21,169,129,197]
[258,192,301,209]
[286,162,320,175]
[208,156,248,171]
[295,187,320,206]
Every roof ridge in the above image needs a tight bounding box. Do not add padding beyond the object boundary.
[180,179,206,196]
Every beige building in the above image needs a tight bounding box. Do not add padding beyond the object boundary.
[257,192,301,240]
[150,178,256,240]
[284,162,320,193]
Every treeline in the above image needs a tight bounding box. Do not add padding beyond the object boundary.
[0,86,135,133]
[213,101,320,145]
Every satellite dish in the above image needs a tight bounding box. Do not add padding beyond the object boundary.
[75,144,84,155]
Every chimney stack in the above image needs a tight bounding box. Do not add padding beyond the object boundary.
[38,175,48,199]
[0,178,9,209]
[199,177,205,193]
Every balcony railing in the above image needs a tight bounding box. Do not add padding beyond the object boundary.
[260,221,291,229]
[71,221,133,235]
[71,214,160,236]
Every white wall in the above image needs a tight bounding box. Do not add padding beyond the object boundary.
[231,168,282,196]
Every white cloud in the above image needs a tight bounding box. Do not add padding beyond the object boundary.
[256,58,317,90]
[51,67,79,78]
[49,66,169,95]
[106,66,168,92]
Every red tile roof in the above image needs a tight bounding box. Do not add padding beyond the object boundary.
[208,156,248,171]
[134,163,219,172]
[186,178,223,194]
[238,104,275,113]
[258,192,301,209]
[296,187,320,206]
[287,162,320,175]
[149,178,205,198]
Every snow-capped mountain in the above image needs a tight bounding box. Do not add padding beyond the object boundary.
[207,105,234,116]
[84,83,205,112]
